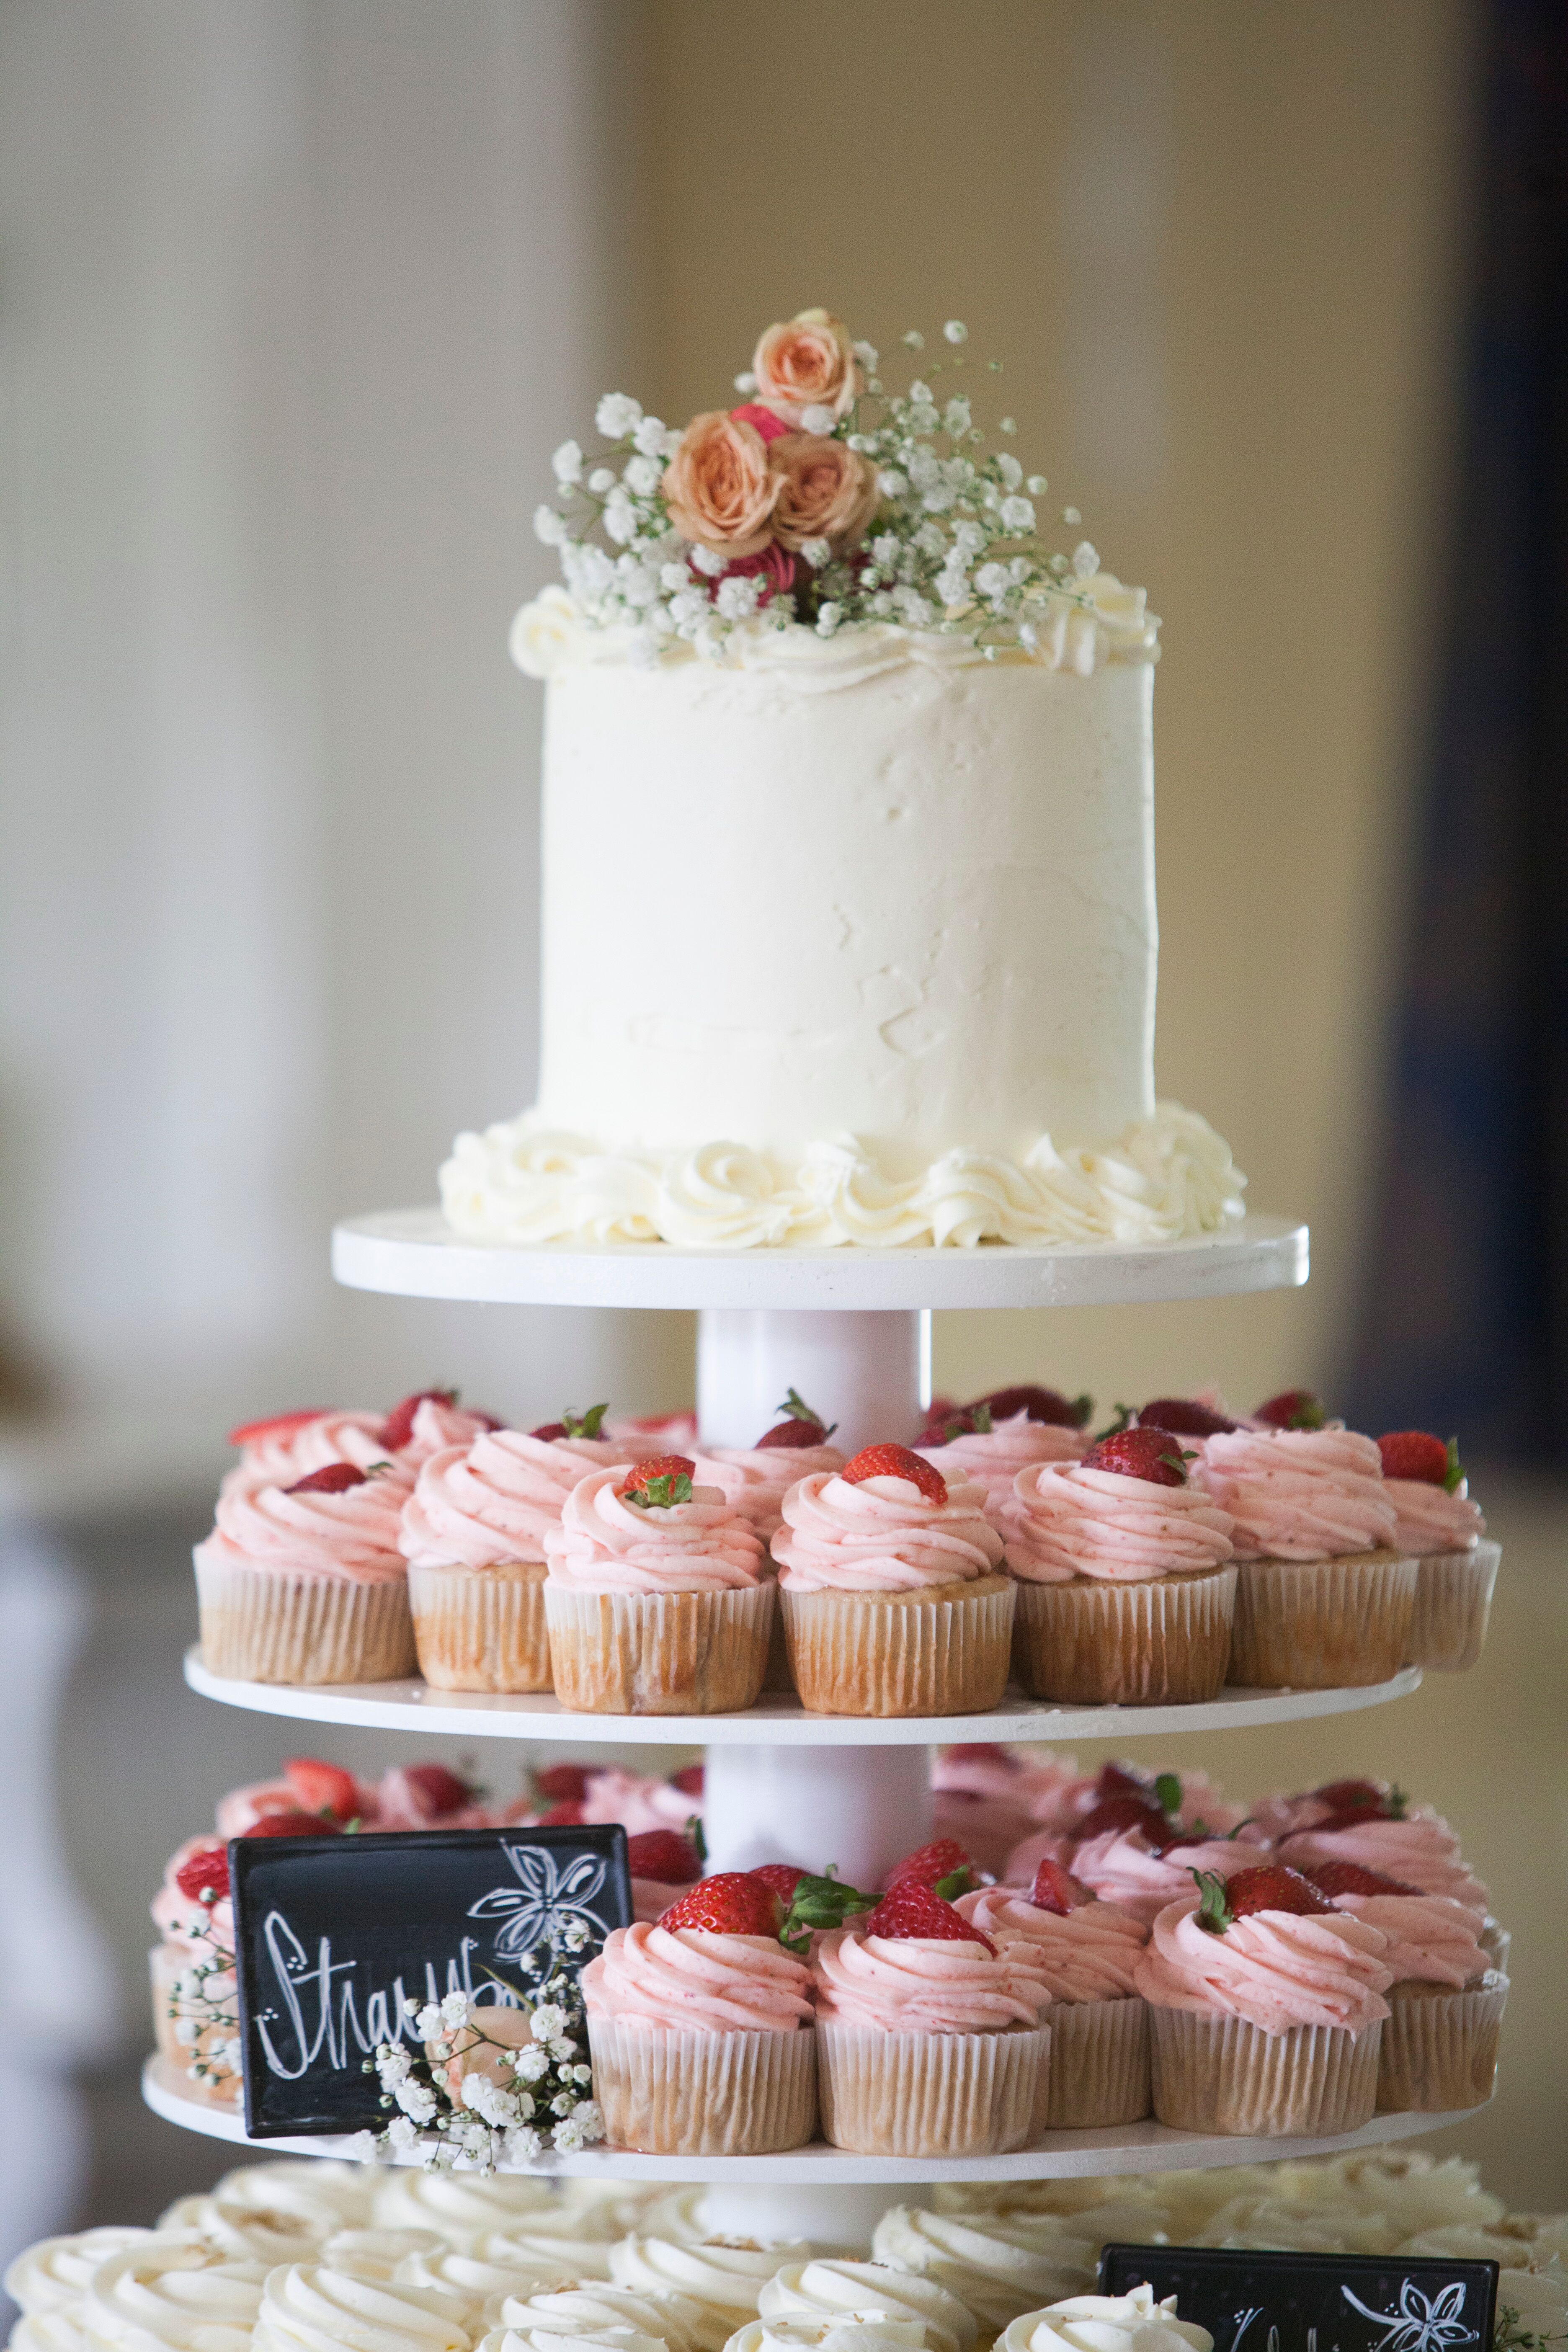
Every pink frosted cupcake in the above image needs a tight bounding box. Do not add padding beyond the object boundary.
[917,1408,1086,1537]
[543,1458,771,1714]
[1135,1861,1393,2135]
[221,1407,388,1497]
[399,1415,625,1693]
[956,1859,1151,2126]
[811,1882,1048,2155]
[194,1461,415,1684]
[624,1828,703,1925]
[380,1386,502,1466]
[1068,1827,1269,1928]
[603,1409,700,1456]
[1005,1429,1236,1705]
[694,1392,846,1697]
[772,1444,1012,1718]
[1277,1803,1490,1919]
[931,1745,1044,1877]
[583,1872,816,2153]
[1197,1420,1413,1687]
[1297,1858,1507,2113]
[149,1838,240,2106]
[1377,1431,1499,1673]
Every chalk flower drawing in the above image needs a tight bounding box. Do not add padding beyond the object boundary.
[1343,2282,1477,2352]
[466,1843,612,1961]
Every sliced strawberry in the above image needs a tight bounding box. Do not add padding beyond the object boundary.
[175,1848,232,1904]
[840,1443,949,1504]
[620,1455,697,1508]
[535,1761,592,1803]
[402,1762,476,1816]
[1377,1430,1458,1487]
[538,1800,586,1826]
[1313,1778,1387,1814]
[241,1810,340,1839]
[1081,1427,1193,1487]
[657,1872,784,1938]
[972,1384,1093,1429]
[1073,1791,1168,1844]
[1305,1859,1424,1899]
[284,1758,359,1821]
[381,1388,457,1451]
[627,1829,703,1883]
[1029,1858,1086,1916]
[227,1407,328,1448]
[1254,1388,1327,1431]
[864,1881,995,1952]
[885,1837,973,1893]
[750,1861,808,1904]
[1198,1863,1334,1926]
[1136,1398,1239,1438]
[669,1764,705,1797]
[284,1462,368,1496]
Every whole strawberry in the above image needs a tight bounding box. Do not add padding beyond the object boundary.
[657,1872,784,1939]
[1193,1863,1334,1930]
[1135,1398,1239,1438]
[972,1384,1093,1429]
[1378,1430,1464,1491]
[1304,1859,1423,1899]
[1080,1427,1194,1487]
[863,1881,996,1954]
[402,1762,478,1816]
[884,1837,974,1896]
[626,1829,703,1884]
[750,1861,809,1904]
[380,1387,458,1450]
[285,1462,370,1497]
[755,1387,838,1449]
[175,1848,232,1905]
[840,1443,949,1504]
[241,1809,341,1839]
[620,1455,696,1508]
[1254,1388,1327,1431]
[283,1758,360,1820]
[668,1763,704,1797]
[1029,1858,1087,1916]
[534,1761,593,1802]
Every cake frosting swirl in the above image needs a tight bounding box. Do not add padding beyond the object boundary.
[543,1469,766,1594]
[869,2210,1099,2332]
[772,1470,1003,1594]
[1322,1892,1488,1987]
[400,1431,622,1568]
[583,1922,815,2032]
[85,2240,269,2352]
[607,2237,808,2351]
[1195,1429,1398,1561]
[811,1927,1040,2032]
[492,2285,708,2352]
[998,2288,1214,2352]
[1067,1832,1263,1929]
[1382,1478,1485,1556]
[253,2264,473,2352]
[758,2263,977,2352]
[1277,1811,1490,1915]
[1133,1892,1393,2034]
[916,1413,1084,1525]
[953,1887,1147,2001]
[692,1445,847,1538]
[199,1470,411,1585]
[1004,1464,1234,1584]
[223,1411,390,1497]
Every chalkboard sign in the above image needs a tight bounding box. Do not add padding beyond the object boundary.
[231,1825,631,2138]
[1099,2247,1500,2352]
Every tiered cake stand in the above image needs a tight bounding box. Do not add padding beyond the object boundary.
[145,1207,1480,2244]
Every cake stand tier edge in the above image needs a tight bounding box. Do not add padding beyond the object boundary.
[141,2056,1478,2184]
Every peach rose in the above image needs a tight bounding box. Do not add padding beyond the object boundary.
[753,308,863,428]
[770,433,880,553]
[663,410,781,554]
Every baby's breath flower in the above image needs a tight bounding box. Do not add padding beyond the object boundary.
[944,320,968,343]
[690,544,728,578]
[1072,539,1100,578]
[595,392,642,437]
[551,440,583,485]
[999,495,1036,534]
[1062,504,1081,524]
[998,416,1018,435]
[815,602,843,636]
[533,505,568,547]
[632,415,669,457]
[587,467,616,496]
[799,536,833,571]
[800,403,837,436]
[901,329,925,350]
[733,371,757,394]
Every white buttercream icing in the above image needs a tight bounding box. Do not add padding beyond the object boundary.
[999,2288,1213,2352]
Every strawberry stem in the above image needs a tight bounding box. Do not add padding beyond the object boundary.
[778,1871,876,1955]
[777,1386,838,1440]
[1192,1867,1234,1934]
[1444,1436,1465,1494]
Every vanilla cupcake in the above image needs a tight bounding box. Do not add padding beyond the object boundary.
[1197,1425,1413,1687]
[582,1874,816,2153]
[870,2209,1099,2334]
[194,1461,415,1684]
[4,2231,153,2339]
[222,1408,390,1497]
[955,1872,1151,2127]
[399,1423,622,1692]
[174,2158,372,2235]
[1376,1433,1499,1673]
[1005,1431,1236,1705]
[773,1445,1012,1718]
[1302,1873,1507,2114]
[727,2322,938,2352]
[253,2264,472,2352]
[371,2168,560,2249]
[148,1835,240,2106]
[608,2237,810,2352]
[491,2284,709,2352]
[693,1394,845,1692]
[917,1407,1086,1536]
[85,2239,268,2352]
[395,2240,583,2304]
[1067,1828,1268,1929]
[810,1882,1047,2156]
[1135,1865,1393,2135]
[999,2287,1213,2352]
[760,2262,977,2352]
[1277,1806,1490,1920]
[316,2231,445,2283]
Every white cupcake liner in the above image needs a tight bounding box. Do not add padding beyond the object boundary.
[1404,1540,1501,1674]
[1012,1567,1235,1706]
[408,1558,551,1692]
[780,1576,1014,1718]
[193,1547,415,1685]
[1039,1995,1151,2129]
[1480,1918,1511,1973]
[815,2021,1048,2156]
[585,2014,815,2153]
[544,1580,773,1714]
[1377,1974,1508,2112]
[1227,1549,1417,1690]
[149,1946,241,2107]
[1148,2003,1381,2135]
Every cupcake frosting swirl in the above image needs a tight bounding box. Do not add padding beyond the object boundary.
[6,2230,154,2315]
[692,1446,847,1540]
[223,1411,390,1497]
[1325,1893,1488,1987]
[395,1397,500,1466]
[917,1413,1084,1527]
[869,2210,1098,2333]
[494,2286,708,2352]
[544,1470,766,1594]
[1068,1832,1262,1929]
[772,1471,1004,1594]
[1382,1478,1485,1556]
[1134,1892,1393,2034]
[201,1470,411,1584]
[1004,1465,1234,1585]
[199,2161,371,2232]
[400,1431,622,1569]
[811,1928,1041,2032]
[1195,1428,1398,1561]
[953,1888,1147,2002]
[316,2234,445,2284]
[1277,1811,1490,1914]
[253,2264,473,2352]
[151,1837,234,1955]
[999,2287,1214,2352]
[607,2238,807,2349]
[85,2241,268,2352]
[371,2172,557,2248]
[760,2264,977,2352]
[583,1923,815,2033]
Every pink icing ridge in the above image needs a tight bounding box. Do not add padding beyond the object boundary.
[931,1790,1040,1879]
[1327,1892,1487,1987]
[582,1924,813,2033]
[1195,1426,1399,1561]
[1069,1831,1269,1928]
[544,1468,766,1594]
[916,1411,1084,1527]
[603,1411,699,1457]
[201,1468,412,1583]
[1277,1811,1490,1914]
[954,1888,1147,2003]
[1004,1463,1235,1586]
[631,1875,699,1924]
[811,1928,1042,2033]
[214,1772,377,1836]
[692,1444,847,1540]
[771,1470,1004,1595]
[1383,1478,1486,1555]
[1003,1827,1076,1886]
[221,1410,389,1498]
[400,1430,624,1568]
[1134,1892,1393,2034]
[152,1836,233,1955]
[580,1769,699,1838]
[396,1396,498,1465]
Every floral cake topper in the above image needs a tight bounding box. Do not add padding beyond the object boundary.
[518,307,1156,671]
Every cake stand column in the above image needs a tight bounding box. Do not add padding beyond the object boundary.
[703,1741,933,1886]
[698,2181,913,2248]
[696,1308,928,1452]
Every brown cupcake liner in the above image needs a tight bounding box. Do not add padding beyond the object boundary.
[780,1576,1014,1718]
[544,1580,773,1714]
[585,2014,815,2153]
[1012,1566,1236,1706]
[1039,1994,1152,2129]
[1377,1973,1508,2112]
[1148,2004,1381,2135]
[408,1558,551,1692]
[193,1547,415,1685]
[1404,1541,1501,1674]
[815,2020,1048,2156]
[1227,1549,1417,1690]
[149,1946,241,2107]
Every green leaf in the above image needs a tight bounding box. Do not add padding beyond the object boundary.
[1069,1393,1095,1429]
[687,1812,707,1871]
[778,1387,838,1440]
[627,1471,694,1509]
[564,1401,609,1439]
[1192,1868,1233,1935]
[778,1871,876,1955]
[933,1866,973,1901]
[1444,1436,1465,1495]
[1387,1785,1408,1820]
[1288,1393,1328,1430]
[1153,1772,1183,1818]
[1099,1403,1135,1439]
[969,1403,993,1434]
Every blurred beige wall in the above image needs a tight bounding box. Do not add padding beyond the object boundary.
[629,0,1475,1420]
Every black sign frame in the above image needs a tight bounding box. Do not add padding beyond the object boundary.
[231,1824,630,2138]
[1099,2246,1500,2352]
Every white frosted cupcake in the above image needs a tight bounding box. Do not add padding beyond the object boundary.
[371,2167,560,2248]
[195,1461,415,1684]
[253,2263,471,2352]
[490,2283,709,2352]
[85,2239,268,2352]
[1377,1432,1498,1673]
[870,2209,1099,2334]
[998,2287,1214,2352]
[608,2236,811,2352]
[760,2262,977,2352]
[175,2159,372,2235]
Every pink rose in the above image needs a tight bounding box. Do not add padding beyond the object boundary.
[706,542,802,605]
[770,433,880,553]
[752,309,863,428]
[730,401,794,447]
[663,410,781,554]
